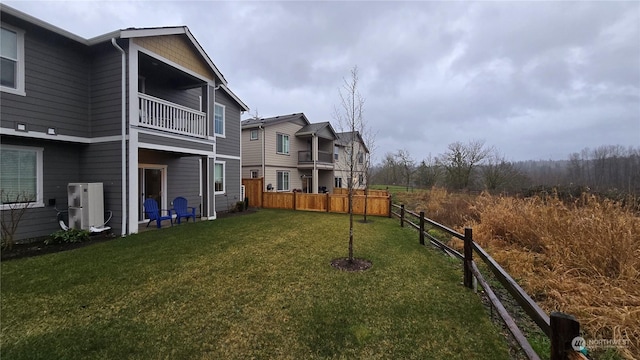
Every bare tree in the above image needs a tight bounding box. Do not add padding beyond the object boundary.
[395,149,416,191]
[1,190,35,250]
[333,65,365,262]
[481,151,524,192]
[415,154,441,188]
[438,140,492,190]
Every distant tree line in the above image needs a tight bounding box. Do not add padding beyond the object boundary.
[371,142,640,196]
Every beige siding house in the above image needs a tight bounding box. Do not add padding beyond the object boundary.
[241,113,369,193]
[334,131,369,190]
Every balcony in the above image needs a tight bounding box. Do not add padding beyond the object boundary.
[298,150,334,169]
[138,93,207,138]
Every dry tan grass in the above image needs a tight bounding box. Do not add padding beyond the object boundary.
[398,188,640,359]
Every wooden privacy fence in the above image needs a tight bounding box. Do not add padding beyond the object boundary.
[242,178,391,216]
[392,204,587,360]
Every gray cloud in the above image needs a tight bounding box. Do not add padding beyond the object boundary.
[5,0,639,162]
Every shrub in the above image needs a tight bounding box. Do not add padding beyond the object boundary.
[46,229,90,245]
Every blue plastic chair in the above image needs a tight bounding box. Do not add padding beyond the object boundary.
[144,198,173,228]
[172,197,196,224]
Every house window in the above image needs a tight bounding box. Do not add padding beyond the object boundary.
[334,177,342,188]
[214,162,225,193]
[358,174,364,186]
[214,103,225,136]
[250,129,259,141]
[0,145,43,208]
[276,171,289,191]
[1,25,25,96]
[334,145,339,160]
[358,152,364,164]
[250,170,259,179]
[276,133,289,155]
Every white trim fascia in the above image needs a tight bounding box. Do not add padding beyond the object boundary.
[183,29,226,85]
[138,142,213,156]
[128,128,139,235]
[0,128,125,143]
[129,43,139,128]
[1,4,87,44]
[120,26,186,39]
[219,84,249,112]
[215,153,241,161]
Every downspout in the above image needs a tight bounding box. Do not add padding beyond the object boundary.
[111,38,127,237]
[260,124,265,189]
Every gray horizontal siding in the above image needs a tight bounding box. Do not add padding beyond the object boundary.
[1,136,83,242]
[215,159,241,213]
[138,132,214,152]
[166,156,202,217]
[145,82,202,111]
[90,43,123,138]
[214,89,241,157]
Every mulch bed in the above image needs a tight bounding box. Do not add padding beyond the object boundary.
[331,257,373,272]
[1,232,117,262]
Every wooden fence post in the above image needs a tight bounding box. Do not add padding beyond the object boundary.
[463,227,473,289]
[550,312,581,360]
[419,211,425,245]
[388,195,392,218]
[400,204,405,227]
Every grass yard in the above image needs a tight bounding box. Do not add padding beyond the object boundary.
[1,209,510,359]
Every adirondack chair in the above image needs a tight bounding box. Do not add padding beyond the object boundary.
[172,197,196,224]
[143,198,173,228]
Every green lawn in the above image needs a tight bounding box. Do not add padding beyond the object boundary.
[1,210,510,359]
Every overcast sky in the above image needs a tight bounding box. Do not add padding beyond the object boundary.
[5,0,639,163]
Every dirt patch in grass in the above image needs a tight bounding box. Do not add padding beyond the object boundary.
[330,257,373,272]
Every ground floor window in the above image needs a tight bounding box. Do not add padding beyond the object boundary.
[276,171,289,191]
[358,174,364,186]
[215,161,225,193]
[250,170,259,179]
[0,145,43,208]
[334,177,342,188]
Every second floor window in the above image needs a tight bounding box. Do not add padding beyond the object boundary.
[276,133,289,154]
[250,129,259,140]
[214,103,225,136]
[358,152,364,164]
[1,25,25,95]
[334,145,339,160]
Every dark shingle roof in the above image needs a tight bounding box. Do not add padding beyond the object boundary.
[241,113,309,128]
[336,131,369,153]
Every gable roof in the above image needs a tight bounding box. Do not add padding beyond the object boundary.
[336,131,369,153]
[0,4,227,85]
[296,122,337,140]
[241,113,310,129]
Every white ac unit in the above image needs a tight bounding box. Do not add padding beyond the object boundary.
[68,183,104,230]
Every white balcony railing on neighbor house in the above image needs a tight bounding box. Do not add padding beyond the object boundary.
[139,93,207,138]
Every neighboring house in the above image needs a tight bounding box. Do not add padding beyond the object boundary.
[241,113,337,193]
[334,131,370,190]
[0,5,249,242]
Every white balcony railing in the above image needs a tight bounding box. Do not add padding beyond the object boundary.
[138,93,207,138]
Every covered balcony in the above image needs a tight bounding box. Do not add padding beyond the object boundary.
[137,52,209,139]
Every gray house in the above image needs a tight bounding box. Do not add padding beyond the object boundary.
[0,4,249,242]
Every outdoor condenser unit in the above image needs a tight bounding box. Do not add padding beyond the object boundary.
[68,183,104,230]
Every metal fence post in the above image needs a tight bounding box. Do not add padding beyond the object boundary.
[463,227,473,289]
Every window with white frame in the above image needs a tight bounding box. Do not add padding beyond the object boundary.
[334,145,339,160]
[276,171,289,191]
[1,25,25,95]
[250,129,259,141]
[334,177,342,188]
[250,170,259,179]
[214,103,225,136]
[214,162,225,193]
[276,133,289,155]
[358,152,364,164]
[358,174,364,186]
[0,145,43,208]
